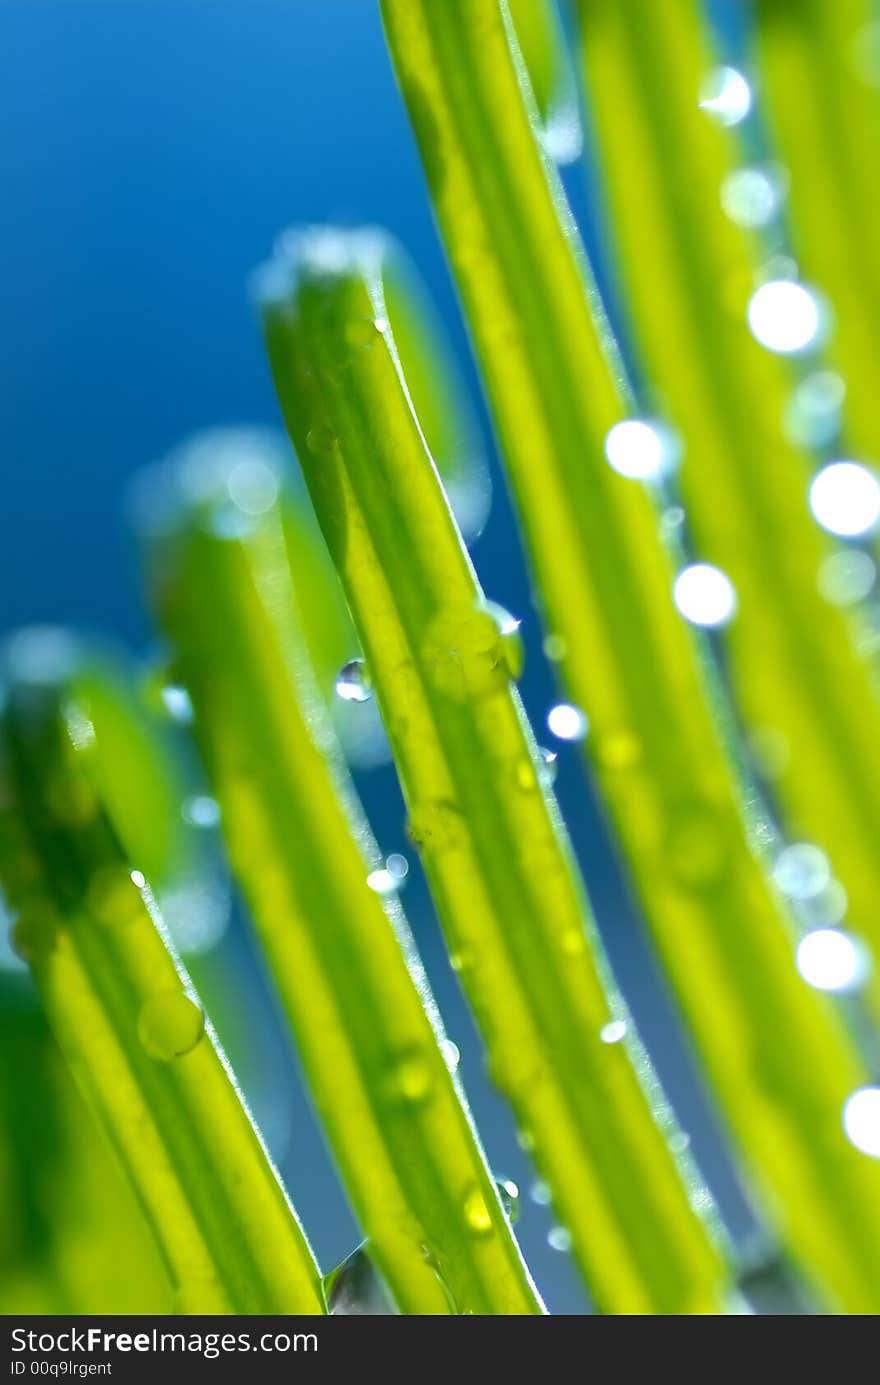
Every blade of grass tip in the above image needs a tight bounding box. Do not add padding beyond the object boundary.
[572,0,880,1019]
[754,0,880,462]
[256,225,730,1316]
[138,433,542,1317]
[378,0,880,1311]
[0,634,324,1314]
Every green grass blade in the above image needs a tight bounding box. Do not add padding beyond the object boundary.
[0,642,324,1314]
[573,1,880,1011]
[257,227,729,1315]
[379,0,880,1311]
[0,977,171,1313]
[755,0,880,461]
[140,436,542,1316]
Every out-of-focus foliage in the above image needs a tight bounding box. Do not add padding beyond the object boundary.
[4,0,880,1318]
[140,430,541,1315]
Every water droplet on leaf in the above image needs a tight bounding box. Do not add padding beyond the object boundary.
[600,1019,627,1045]
[160,685,193,725]
[495,1176,519,1223]
[306,424,337,455]
[324,1241,398,1315]
[182,795,221,829]
[818,551,876,607]
[138,991,205,1062]
[335,659,373,703]
[772,843,831,901]
[547,703,587,741]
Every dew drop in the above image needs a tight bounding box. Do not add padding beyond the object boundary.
[130,870,146,889]
[539,746,558,785]
[306,424,337,455]
[137,991,205,1062]
[484,601,525,681]
[797,879,848,929]
[182,795,221,829]
[495,1176,520,1224]
[5,626,78,686]
[516,1127,535,1153]
[462,1186,493,1237]
[673,563,736,627]
[335,659,373,703]
[385,852,408,881]
[604,419,678,480]
[599,1019,627,1045]
[747,280,822,355]
[796,929,867,993]
[542,633,567,662]
[541,103,583,165]
[660,505,686,537]
[324,1241,398,1316]
[530,1180,552,1207]
[547,703,588,742]
[720,165,784,229]
[784,371,845,448]
[547,1226,573,1253]
[516,748,557,792]
[440,1038,460,1071]
[772,843,831,901]
[699,65,752,126]
[226,459,279,517]
[817,551,876,607]
[844,1087,880,1157]
[809,461,880,538]
[366,868,396,895]
[160,685,193,725]
[343,317,381,350]
[449,945,473,975]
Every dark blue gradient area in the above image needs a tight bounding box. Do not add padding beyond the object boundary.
[1,2,754,1314]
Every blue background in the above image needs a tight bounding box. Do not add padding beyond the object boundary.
[2,1,754,1313]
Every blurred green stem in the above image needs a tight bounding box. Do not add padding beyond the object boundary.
[0,663,324,1314]
[145,441,542,1315]
[380,0,880,1311]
